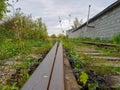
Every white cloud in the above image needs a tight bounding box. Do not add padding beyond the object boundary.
[12,0,117,35]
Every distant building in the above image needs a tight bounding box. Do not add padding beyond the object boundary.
[67,0,120,39]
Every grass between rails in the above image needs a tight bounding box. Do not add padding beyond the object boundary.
[74,41,120,75]
[79,54,120,75]
[94,46,120,57]
[72,38,120,57]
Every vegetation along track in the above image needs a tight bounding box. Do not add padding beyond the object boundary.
[63,39,120,89]
[0,41,53,90]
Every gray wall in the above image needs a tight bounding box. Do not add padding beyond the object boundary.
[67,5,120,39]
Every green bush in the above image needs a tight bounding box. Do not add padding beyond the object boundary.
[0,13,48,40]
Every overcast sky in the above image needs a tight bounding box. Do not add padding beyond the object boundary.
[8,0,117,35]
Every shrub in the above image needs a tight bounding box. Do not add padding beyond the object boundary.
[0,13,48,40]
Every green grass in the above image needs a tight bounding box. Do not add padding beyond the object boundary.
[0,12,54,90]
[64,39,120,74]
[93,45,120,57]
[0,39,53,60]
[112,32,120,44]
[71,34,120,45]
[87,65,120,75]
[70,37,113,44]
[0,40,53,89]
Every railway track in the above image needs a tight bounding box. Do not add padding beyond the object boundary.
[81,41,120,47]
[21,42,79,90]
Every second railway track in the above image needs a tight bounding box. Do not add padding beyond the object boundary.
[81,41,120,47]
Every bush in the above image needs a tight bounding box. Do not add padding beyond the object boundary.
[0,13,48,40]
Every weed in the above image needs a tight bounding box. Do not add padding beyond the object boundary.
[78,71,88,85]
[87,65,120,75]
[67,50,84,68]
[0,82,18,90]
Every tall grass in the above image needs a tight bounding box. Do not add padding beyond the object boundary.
[0,13,50,60]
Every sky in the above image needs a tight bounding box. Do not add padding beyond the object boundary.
[8,0,117,35]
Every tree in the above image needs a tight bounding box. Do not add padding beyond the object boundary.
[50,34,57,38]
[0,0,7,19]
[58,34,66,39]
[72,17,83,29]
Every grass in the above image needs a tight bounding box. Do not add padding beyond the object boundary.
[73,42,120,75]
[0,39,53,89]
[70,37,113,44]
[87,65,120,75]
[63,38,120,89]
[71,34,120,45]
[79,43,120,75]
[0,39,53,60]
[94,46,120,57]
[72,38,120,57]
[0,12,54,90]
[62,40,89,88]
[112,32,120,44]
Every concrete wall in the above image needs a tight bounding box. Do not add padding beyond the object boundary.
[68,5,120,39]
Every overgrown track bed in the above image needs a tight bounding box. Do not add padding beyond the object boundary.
[62,40,120,89]
[81,41,120,47]
[21,42,79,90]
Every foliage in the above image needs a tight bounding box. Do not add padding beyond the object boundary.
[66,49,89,88]
[0,13,48,40]
[0,39,30,60]
[94,45,120,57]
[58,34,66,39]
[0,0,7,19]
[0,39,52,60]
[63,38,120,89]
[62,39,73,50]
[14,56,38,87]
[32,40,53,54]
[0,5,53,89]
[70,35,120,45]
[78,71,88,85]
[0,11,51,60]
[67,50,84,68]
[0,82,18,90]
[88,82,98,90]
[50,34,57,38]
[112,32,120,44]
[88,65,120,75]
[72,37,112,44]
[0,40,53,88]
